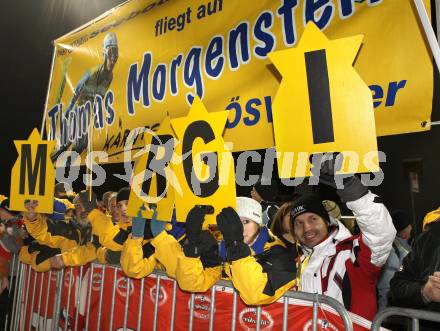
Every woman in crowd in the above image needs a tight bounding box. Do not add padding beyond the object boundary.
[176,197,297,305]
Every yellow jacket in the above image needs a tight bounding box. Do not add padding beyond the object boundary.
[120,235,156,278]
[20,241,108,271]
[151,231,185,278]
[61,242,100,267]
[229,246,297,305]
[422,206,440,230]
[176,228,297,305]
[24,215,78,251]
[88,209,131,251]
[22,212,107,270]
[176,255,223,293]
[19,244,57,272]
[120,230,184,279]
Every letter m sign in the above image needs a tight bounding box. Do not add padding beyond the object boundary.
[10,129,56,213]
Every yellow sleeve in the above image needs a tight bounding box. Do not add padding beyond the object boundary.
[88,209,128,251]
[24,215,77,250]
[19,246,33,265]
[61,243,97,266]
[229,256,296,305]
[176,255,222,293]
[31,257,52,272]
[96,247,108,265]
[150,232,182,279]
[19,246,51,272]
[120,235,156,279]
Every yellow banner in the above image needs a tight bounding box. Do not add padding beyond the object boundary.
[45,0,433,164]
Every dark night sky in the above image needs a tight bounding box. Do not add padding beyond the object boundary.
[0,0,125,195]
[1,0,439,232]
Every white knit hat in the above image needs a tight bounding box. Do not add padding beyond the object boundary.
[236,197,263,226]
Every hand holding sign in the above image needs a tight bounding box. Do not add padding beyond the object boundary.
[149,206,168,237]
[23,200,39,220]
[216,207,243,245]
[310,152,344,188]
[131,205,147,239]
[185,206,206,243]
[216,207,251,262]
[311,153,368,203]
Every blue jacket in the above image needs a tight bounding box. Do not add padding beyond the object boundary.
[377,236,411,311]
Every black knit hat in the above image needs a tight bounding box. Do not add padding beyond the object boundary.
[290,193,330,224]
[254,178,278,202]
[117,187,130,203]
[391,210,412,233]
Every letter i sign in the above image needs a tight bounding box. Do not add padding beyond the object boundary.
[268,22,379,178]
[9,128,56,213]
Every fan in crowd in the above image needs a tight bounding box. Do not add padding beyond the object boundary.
[5,153,407,324]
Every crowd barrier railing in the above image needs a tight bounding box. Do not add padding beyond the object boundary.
[5,260,378,331]
[371,306,440,331]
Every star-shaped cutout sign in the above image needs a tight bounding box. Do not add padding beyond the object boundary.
[127,116,177,221]
[171,96,236,225]
[10,128,56,213]
[268,22,379,178]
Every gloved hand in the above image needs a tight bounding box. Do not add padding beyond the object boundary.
[131,206,147,239]
[310,153,342,188]
[216,207,250,262]
[182,206,206,257]
[312,153,368,203]
[199,231,221,268]
[186,206,206,244]
[23,200,38,220]
[150,208,167,237]
[35,246,61,265]
[105,250,121,265]
[78,190,98,213]
[216,207,243,245]
[336,175,368,203]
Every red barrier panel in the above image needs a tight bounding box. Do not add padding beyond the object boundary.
[18,264,381,331]
[22,265,58,330]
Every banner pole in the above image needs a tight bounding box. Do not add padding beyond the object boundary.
[430,120,440,125]
[422,120,440,126]
[414,0,440,74]
[87,110,93,200]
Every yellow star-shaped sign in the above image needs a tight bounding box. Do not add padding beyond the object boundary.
[127,116,177,221]
[171,96,236,225]
[268,22,379,178]
[10,128,56,213]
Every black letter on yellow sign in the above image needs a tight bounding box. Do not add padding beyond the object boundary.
[182,121,219,197]
[141,134,174,198]
[305,49,334,144]
[19,144,47,195]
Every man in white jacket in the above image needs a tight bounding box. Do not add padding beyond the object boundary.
[291,155,396,321]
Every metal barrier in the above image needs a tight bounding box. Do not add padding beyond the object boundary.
[371,307,440,331]
[7,261,355,331]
